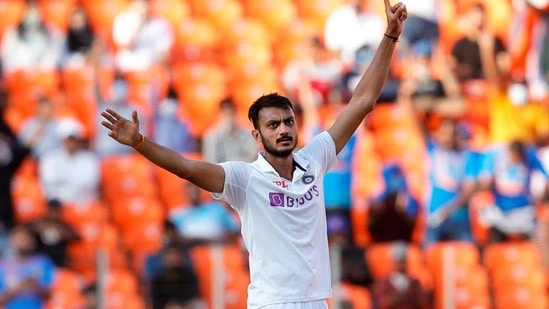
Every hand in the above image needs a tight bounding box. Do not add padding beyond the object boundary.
[101,108,142,147]
[383,0,407,37]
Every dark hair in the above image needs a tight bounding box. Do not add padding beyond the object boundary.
[219,97,236,110]
[510,139,526,163]
[247,93,294,129]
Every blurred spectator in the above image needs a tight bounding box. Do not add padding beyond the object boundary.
[1,90,45,232]
[0,225,55,309]
[479,139,549,241]
[39,118,100,206]
[0,0,64,74]
[339,244,373,289]
[202,97,257,163]
[371,242,429,309]
[345,44,401,103]
[323,0,384,66]
[509,0,549,100]
[281,37,345,106]
[149,242,203,309]
[154,87,199,154]
[28,199,79,267]
[112,0,174,72]
[143,220,188,283]
[169,182,240,248]
[423,118,479,245]
[18,95,61,160]
[95,73,147,157]
[62,5,96,68]
[368,164,419,243]
[81,282,98,309]
[449,3,509,84]
[400,0,440,56]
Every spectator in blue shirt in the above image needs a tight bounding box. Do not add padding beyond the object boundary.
[169,181,240,248]
[0,225,55,309]
[424,118,479,245]
[479,139,549,241]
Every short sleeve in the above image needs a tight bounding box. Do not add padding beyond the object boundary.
[478,149,496,180]
[298,131,337,174]
[211,161,252,211]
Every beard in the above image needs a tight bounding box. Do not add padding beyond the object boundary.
[260,132,298,158]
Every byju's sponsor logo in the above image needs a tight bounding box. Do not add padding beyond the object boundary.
[268,185,320,208]
[268,193,285,207]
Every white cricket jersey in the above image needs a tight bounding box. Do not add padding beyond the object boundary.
[212,131,337,308]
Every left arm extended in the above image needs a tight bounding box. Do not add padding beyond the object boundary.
[328,0,407,153]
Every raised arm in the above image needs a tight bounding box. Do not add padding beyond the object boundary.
[101,108,225,193]
[327,0,406,153]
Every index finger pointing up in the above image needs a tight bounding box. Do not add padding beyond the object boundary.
[383,0,392,10]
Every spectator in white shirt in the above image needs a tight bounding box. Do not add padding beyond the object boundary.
[0,0,64,74]
[324,0,385,65]
[39,118,100,206]
[112,0,174,72]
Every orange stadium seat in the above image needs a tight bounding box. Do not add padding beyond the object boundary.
[81,0,129,38]
[172,62,228,137]
[187,0,244,30]
[493,286,549,309]
[230,79,282,112]
[11,173,46,224]
[61,200,108,230]
[222,41,273,70]
[425,241,481,281]
[328,282,372,309]
[366,242,431,289]
[149,0,190,27]
[100,153,158,202]
[171,17,220,63]
[220,18,272,48]
[294,0,344,30]
[243,0,298,33]
[110,196,165,233]
[67,223,127,280]
[272,18,319,68]
[483,241,543,270]
[189,244,250,309]
[103,270,145,309]
[37,0,77,32]
[0,0,25,41]
[45,268,86,309]
[60,67,97,138]
[155,164,188,212]
[432,265,491,309]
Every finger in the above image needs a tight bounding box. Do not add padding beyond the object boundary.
[396,4,407,20]
[101,121,114,131]
[105,108,123,120]
[101,111,117,124]
[383,0,392,11]
[132,110,139,125]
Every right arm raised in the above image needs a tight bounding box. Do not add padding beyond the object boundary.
[101,108,225,193]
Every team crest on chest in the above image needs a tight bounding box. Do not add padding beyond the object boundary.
[303,175,315,184]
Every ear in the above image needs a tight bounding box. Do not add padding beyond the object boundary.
[251,129,261,142]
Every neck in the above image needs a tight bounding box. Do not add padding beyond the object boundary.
[263,152,295,181]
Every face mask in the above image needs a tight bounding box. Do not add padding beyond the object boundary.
[23,9,42,28]
[507,83,529,106]
[159,98,178,117]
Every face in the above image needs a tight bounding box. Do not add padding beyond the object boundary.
[69,8,87,30]
[468,6,485,30]
[435,120,458,149]
[10,227,36,257]
[253,107,298,158]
